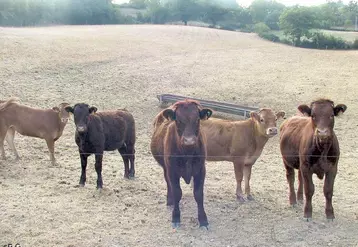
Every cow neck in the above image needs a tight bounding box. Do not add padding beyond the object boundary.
[250,119,269,148]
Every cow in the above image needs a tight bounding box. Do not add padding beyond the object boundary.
[150,99,212,229]
[65,103,136,189]
[0,98,70,165]
[200,108,286,202]
[279,99,347,221]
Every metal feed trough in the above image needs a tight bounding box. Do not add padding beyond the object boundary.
[157,94,259,119]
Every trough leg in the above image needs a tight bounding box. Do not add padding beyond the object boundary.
[193,167,208,228]
[233,160,245,202]
[243,165,254,201]
[324,169,336,220]
[95,154,103,189]
[79,152,89,186]
[5,128,20,160]
[302,166,314,221]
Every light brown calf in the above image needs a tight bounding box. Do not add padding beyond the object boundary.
[0,98,70,165]
[200,108,285,202]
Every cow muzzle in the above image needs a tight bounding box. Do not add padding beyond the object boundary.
[61,117,69,123]
[182,136,197,147]
[315,128,331,140]
[76,125,87,133]
[266,127,278,137]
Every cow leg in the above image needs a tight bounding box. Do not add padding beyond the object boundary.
[324,170,336,221]
[45,138,56,165]
[127,143,135,178]
[284,162,297,206]
[243,164,254,201]
[302,167,314,221]
[5,128,20,160]
[233,161,245,202]
[297,169,304,203]
[95,154,103,189]
[170,171,182,229]
[118,146,130,179]
[193,167,208,228]
[79,152,89,186]
[0,128,7,160]
[164,166,173,206]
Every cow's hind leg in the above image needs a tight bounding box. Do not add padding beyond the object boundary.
[284,160,297,207]
[0,127,8,160]
[127,142,135,178]
[297,169,304,203]
[118,146,131,179]
[5,128,20,160]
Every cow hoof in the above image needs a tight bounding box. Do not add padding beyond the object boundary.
[247,195,255,201]
[237,195,246,203]
[303,217,312,222]
[291,203,297,208]
[199,225,209,231]
[172,222,180,230]
[326,218,334,222]
[79,183,85,187]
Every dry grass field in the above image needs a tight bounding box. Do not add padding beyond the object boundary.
[0,25,358,247]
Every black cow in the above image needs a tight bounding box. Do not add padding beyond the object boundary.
[65,103,136,189]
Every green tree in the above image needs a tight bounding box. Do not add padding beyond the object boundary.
[201,2,228,27]
[279,6,315,46]
[249,0,285,23]
[170,0,199,25]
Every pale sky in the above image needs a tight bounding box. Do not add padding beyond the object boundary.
[113,0,351,6]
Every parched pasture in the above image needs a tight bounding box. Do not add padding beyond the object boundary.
[0,25,358,247]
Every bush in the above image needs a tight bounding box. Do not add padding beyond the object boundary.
[311,32,350,49]
[254,22,270,34]
[258,32,280,42]
[352,39,358,49]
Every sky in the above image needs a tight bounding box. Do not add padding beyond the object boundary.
[113,0,351,6]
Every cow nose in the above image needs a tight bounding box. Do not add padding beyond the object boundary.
[77,125,86,132]
[317,128,328,136]
[183,136,196,146]
[267,127,278,136]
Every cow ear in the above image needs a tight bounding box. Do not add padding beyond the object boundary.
[200,109,212,120]
[334,104,347,116]
[298,104,311,116]
[276,111,286,120]
[163,109,175,120]
[250,111,260,122]
[89,107,97,114]
[65,106,74,113]
[52,106,60,112]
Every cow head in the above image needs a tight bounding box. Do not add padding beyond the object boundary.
[65,103,98,133]
[298,99,347,141]
[163,100,212,147]
[250,108,286,137]
[52,102,71,124]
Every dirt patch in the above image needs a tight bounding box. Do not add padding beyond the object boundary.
[0,25,358,247]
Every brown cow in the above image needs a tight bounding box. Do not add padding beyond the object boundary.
[0,98,70,165]
[150,99,212,229]
[200,108,285,202]
[280,99,347,221]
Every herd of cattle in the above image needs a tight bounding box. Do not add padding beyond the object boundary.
[0,97,347,229]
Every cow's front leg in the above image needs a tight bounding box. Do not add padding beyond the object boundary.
[244,164,254,201]
[302,165,314,221]
[95,153,103,189]
[79,152,89,186]
[193,166,208,229]
[324,169,337,221]
[170,170,182,229]
[234,160,245,202]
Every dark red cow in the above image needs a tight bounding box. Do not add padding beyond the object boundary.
[150,99,212,229]
[280,99,347,221]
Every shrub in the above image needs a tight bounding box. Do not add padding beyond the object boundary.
[258,32,280,42]
[254,22,270,34]
[352,39,358,49]
[311,32,350,49]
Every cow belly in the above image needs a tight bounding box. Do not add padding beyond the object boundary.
[104,140,125,151]
[206,145,232,162]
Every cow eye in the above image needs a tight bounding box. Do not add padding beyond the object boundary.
[260,118,264,123]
